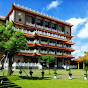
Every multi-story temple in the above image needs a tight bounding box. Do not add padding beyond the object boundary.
[0,3,75,68]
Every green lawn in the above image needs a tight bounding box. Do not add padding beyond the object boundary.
[0,69,86,80]
[0,70,88,88]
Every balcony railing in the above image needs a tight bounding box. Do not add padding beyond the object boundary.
[28,40,39,44]
[14,27,67,40]
[49,51,55,54]
[57,44,62,47]
[20,49,39,53]
[49,42,55,46]
[41,41,48,45]
[40,50,47,54]
[57,52,62,55]
[26,22,35,27]
[69,47,73,50]
[20,49,72,57]
[26,21,65,34]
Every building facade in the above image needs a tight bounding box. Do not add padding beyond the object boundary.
[0,4,75,68]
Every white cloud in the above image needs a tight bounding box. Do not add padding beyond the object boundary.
[47,0,62,10]
[66,17,87,34]
[77,22,88,38]
[72,41,88,58]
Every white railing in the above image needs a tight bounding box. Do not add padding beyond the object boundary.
[36,24,43,29]
[40,50,47,54]
[28,40,34,44]
[49,42,55,46]
[3,62,42,70]
[63,45,67,48]
[20,49,39,53]
[69,47,73,50]
[57,44,62,47]
[63,53,68,56]
[44,27,51,31]
[52,29,57,32]
[68,40,72,43]
[41,41,48,45]
[26,22,35,27]
[62,65,77,69]
[57,52,62,55]
[49,51,55,54]
[28,40,39,44]
[14,27,67,40]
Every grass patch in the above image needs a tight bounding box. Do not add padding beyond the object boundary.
[4,76,88,88]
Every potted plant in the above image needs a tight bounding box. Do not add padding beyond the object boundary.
[18,66,23,76]
[29,66,33,77]
[84,73,87,80]
[53,67,57,79]
[41,66,46,78]
[66,68,72,79]
[84,66,88,80]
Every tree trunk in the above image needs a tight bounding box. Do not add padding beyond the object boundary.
[7,55,13,75]
[48,58,50,74]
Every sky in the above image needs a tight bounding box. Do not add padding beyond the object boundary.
[0,0,88,58]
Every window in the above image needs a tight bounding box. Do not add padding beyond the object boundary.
[18,60,20,63]
[67,32,69,34]
[19,18,21,21]
[36,19,43,26]
[45,21,50,27]
[52,23,56,29]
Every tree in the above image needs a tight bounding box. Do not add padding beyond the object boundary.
[81,52,88,73]
[41,54,55,74]
[0,21,28,75]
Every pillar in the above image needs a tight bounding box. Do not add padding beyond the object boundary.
[83,62,85,69]
[78,62,79,69]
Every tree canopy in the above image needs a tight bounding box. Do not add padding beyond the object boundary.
[0,21,28,55]
[0,21,28,75]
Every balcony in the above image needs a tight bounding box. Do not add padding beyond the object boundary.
[36,24,43,29]
[20,49,39,53]
[57,52,62,55]
[14,27,67,41]
[69,47,73,50]
[41,41,48,45]
[49,51,55,54]
[49,42,55,46]
[26,21,65,34]
[44,27,51,31]
[63,45,67,48]
[26,22,35,27]
[52,29,57,32]
[57,44,62,47]
[40,50,47,54]
[28,40,39,44]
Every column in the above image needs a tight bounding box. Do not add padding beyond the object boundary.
[55,40,57,46]
[39,37,41,44]
[50,20,52,31]
[78,62,79,69]
[83,62,85,69]
[48,39,50,45]
[63,24,65,34]
[55,57,57,67]
[35,15,37,27]
[43,18,45,29]
[25,13,27,25]
[14,8,16,22]
[56,23,59,33]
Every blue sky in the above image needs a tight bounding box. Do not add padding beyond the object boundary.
[0,0,88,58]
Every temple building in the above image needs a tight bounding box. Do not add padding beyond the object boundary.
[0,3,75,68]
